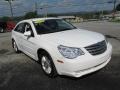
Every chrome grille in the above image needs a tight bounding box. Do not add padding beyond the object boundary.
[85,40,107,55]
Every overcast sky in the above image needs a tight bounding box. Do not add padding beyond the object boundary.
[0,0,120,17]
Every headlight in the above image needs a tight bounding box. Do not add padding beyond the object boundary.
[58,45,84,59]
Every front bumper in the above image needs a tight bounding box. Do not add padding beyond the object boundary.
[61,56,111,77]
[56,43,112,77]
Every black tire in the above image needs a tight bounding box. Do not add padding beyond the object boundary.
[0,27,4,33]
[38,51,57,78]
[12,40,20,53]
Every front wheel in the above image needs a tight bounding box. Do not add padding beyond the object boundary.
[39,52,57,78]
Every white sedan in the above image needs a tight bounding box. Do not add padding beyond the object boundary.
[12,18,112,78]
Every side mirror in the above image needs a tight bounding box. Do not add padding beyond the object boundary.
[24,31,31,36]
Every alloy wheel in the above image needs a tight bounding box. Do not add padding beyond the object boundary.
[41,56,52,74]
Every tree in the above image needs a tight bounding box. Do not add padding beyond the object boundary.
[24,12,38,19]
[116,4,120,11]
[0,16,10,22]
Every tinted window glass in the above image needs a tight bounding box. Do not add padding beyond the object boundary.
[33,19,76,34]
[25,23,34,37]
[14,23,25,33]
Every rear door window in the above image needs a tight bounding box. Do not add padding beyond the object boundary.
[14,23,25,33]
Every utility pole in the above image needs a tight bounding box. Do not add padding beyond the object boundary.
[101,3,105,20]
[39,3,48,17]
[113,0,117,12]
[101,10,104,18]
[5,0,14,18]
[35,2,38,15]
[45,7,48,17]
[43,3,48,17]
[9,0,13,17]
[113,0,117,18]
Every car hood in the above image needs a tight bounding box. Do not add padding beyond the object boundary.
[39,29,105,47]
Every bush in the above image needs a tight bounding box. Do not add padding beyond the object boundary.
[0,16,11,22]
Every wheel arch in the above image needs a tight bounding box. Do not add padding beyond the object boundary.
[37,48,51,60]
[37,48,58,77]
[11,38,20,51]
[37,48,58,72]
[11,38,15,48]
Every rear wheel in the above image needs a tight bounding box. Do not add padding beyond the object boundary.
[0,27,4,33]
[12,40,20,53]
[39,51,57,78]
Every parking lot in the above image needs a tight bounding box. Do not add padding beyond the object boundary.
[0,21,120,90]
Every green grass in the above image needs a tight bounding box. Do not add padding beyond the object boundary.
[110,19,120,23]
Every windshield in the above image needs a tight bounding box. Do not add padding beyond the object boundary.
[33,19,77,34]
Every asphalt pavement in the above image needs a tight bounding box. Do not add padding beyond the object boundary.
[0,21,120,90]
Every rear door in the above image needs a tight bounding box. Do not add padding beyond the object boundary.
[21,22,37,58]
[13,23,25,50]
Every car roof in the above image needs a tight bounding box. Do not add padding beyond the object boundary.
[21,17,61,23]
